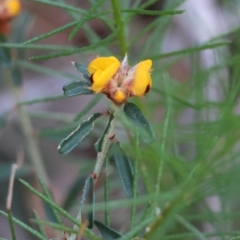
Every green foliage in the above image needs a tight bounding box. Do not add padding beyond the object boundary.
[58,113,102,154]
[124,102,155,143]
[112,142,134,199]
[94,220,125,239]
[1,0,240,239]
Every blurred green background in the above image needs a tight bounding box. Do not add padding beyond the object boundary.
[1,0,240,239]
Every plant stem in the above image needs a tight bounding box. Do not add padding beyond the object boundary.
[4,69,48,184]
[7,210,16,240]
[110,0,128,56]
[104,157,110,226]
[131,129,139,229]
[93,114,116,180]
[155,74,171,197]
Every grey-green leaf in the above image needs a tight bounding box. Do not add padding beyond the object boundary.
[58,113,102,154]
[124,102,155,143]
[87,176,95,229]
[113,142,134,199]
[0,34,11,67]
[63,175,88,210]
[94,220,125,239]
[73,62,90,80]
[80,176,95,229]
[63,81,94,96]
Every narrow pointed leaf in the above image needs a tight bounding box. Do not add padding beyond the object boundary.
[63,175,88,210]
[94,220,125,239]
[80,176,95,229]
[0,211,46,240]
[39,178,62,224]
[124,102,155,143]
[113,142,134,198]
[87,176,95,229]
[122,9,184,16]
[63,81,94,96]
[95,112,115,152]
[73,62,90,80]
[0,34,11,67]
[11,65,22,86]
[68,0,106,40]
[58,113,102,154]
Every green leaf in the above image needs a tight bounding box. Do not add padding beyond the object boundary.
[122,9,184,16]
[29,31,117,60]
[32,210,47,238]
[68,0,106,40]
[95,112,115,152]
[39,178,62,224]
[124,102,155,143]
[94,220,125,239]
[88,176,95,229]
[19,179,101,240]
[113,142,134,199]
[0,211,46,240]
[148,41,230,60]
[63,81,94,97]
[18,94,65,106]
[0,34,11,67]
[73,62,90,80]
[24,20,79,45]
[80,176,95,229]
[28,0,85,14]
[11,65,22,86]
[63,175,88,210]
[58,113,102,154]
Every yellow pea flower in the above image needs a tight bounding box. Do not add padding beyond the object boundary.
[88,55,152,104]
[0,0,21,35]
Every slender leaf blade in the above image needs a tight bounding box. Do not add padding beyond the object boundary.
[73,62,90,80]
[63,175,88,210]
[69,0,106,40]
[80,176,95,229]
[63,81,93,96]
[58,113,102,154]
[122,9,184,16]
[0,211,46,240]
[124,102,155,143]
[0,34,11,67]
[94,220,125,239]
[113,142,134,199]
[88,176,95,229]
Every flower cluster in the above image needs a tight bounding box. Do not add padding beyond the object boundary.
[0,0,21,35]
[87,55,152,104]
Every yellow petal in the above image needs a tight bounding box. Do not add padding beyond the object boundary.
[6,0,21,18]
[91,61,120,93]
[131,59,152,96]
[88,56,120,75]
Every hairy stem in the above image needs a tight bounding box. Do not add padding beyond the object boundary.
[93,115,116,180]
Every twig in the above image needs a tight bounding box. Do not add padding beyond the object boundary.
[6,149,24,240]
